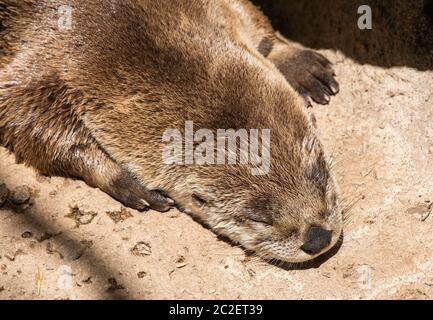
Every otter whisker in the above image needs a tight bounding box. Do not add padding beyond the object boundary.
[342,194,363,221]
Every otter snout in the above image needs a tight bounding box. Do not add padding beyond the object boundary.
[301,225,332,255]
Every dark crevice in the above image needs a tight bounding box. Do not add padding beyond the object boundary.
[252,0,433,70]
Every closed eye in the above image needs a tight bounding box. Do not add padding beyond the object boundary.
[245,209,273,225]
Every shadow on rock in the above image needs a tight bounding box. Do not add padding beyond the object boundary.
[252,0,433,70]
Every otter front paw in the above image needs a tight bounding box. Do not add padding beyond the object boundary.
[273,49,339,105]
[108,172,174,212]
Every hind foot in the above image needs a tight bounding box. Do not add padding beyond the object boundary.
[267,41,339,106]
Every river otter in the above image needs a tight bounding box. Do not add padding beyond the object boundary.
[0,0,342,262]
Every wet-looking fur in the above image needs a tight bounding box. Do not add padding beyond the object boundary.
[0,0,342,263]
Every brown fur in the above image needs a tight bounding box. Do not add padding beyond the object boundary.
[0,0,342,262]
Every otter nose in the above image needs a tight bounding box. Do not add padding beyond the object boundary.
[301,225,332,255]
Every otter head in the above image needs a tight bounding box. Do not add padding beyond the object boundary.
[177,137,342,263]
[162,62,343,263]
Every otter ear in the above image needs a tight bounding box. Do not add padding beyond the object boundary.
[302,134,317,156]
[310,112,317,128]
[302,135,329,190]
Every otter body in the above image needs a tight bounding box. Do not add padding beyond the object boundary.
[0,0,342,262]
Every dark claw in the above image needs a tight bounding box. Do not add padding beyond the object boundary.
[146,190,175,212]
[298,77,331,105]
[312,69,339,95]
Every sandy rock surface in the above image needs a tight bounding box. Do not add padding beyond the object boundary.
[1,49,432,299]
[1,0,432,300]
